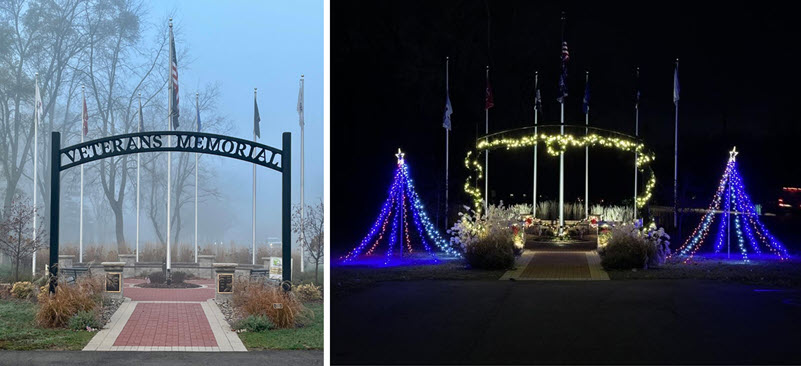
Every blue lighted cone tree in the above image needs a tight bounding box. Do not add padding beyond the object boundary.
[672,147,788,262]
[342,149,461,264]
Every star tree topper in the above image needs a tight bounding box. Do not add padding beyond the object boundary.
[396,148,405,164]
[729,146,738,162]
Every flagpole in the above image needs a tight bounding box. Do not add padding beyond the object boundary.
[584,70,589,220]
[32,73,39,277]
[136,93,141,262]
[533,71,538,218]
[167,19,173,275]
[673,58,679,227]
[634,67,639,222]
[80,85,85,264]
[300,76,305,273]
[194,92,199,263]
[444,58,449,229]
[558,11,566,233]
[252,88,257,266]
[485,65,489,213]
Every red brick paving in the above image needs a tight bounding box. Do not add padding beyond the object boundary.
[113,302,217,347]
[520,252,591,279]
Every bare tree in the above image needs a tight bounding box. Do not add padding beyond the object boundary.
[0,195,46,281]
[292,199,323,284]
[83,0,166,251]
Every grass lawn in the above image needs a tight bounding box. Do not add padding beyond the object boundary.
[607,257,801,288]
[0,299,95,350]
[237,302,323,350]
[332,258,506,296]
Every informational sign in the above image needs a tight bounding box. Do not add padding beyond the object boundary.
[269,257,283,280]
[105,273,121,292]
[217,274,233,293]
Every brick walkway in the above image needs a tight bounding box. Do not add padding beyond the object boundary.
[83,279,246,352]
[500,250,610,280]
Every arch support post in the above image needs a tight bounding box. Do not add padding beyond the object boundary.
[49,132,61,294]
[281,132,292,284]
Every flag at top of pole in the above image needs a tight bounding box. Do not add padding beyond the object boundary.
[443,81,453,130]
[169,23,179,129]
[535,76,542,112]
[673,60,680,105]
[485,79,494,110]
[582,73,590,114]
[196,95,201,132]
[254,91,261,138]
[82,91,88,136]
[558,12,569,104]
[297,76,305,128]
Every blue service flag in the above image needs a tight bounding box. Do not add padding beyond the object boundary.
[673,65,680,105]
[442,93,452,130]
[582,78,590,114]
[196,102,201,132]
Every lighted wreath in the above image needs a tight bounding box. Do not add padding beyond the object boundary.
[464,125,657,214]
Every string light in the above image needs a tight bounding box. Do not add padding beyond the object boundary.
[342,150,460,264]
[672,148,787,262]
[465,128,657,214]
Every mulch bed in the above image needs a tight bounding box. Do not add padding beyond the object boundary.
[134,282,201,289]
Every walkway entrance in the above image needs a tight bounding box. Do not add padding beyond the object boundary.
[501,237,608,280]
[83,278,246,351]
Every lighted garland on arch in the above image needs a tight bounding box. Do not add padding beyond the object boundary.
[464,125,657,215]
[342,149,461,264]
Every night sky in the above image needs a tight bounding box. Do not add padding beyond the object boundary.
[331,1,801,251]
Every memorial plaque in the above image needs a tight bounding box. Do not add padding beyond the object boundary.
[105,272,121,292]
[217,273,233,293]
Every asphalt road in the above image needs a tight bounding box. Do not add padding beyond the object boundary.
[332,279,801,364]
[0,350,323,366]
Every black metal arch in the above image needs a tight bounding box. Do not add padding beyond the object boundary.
[48,130,292,292]
[59,131,284,172]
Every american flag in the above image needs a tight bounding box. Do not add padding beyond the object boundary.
[169,25,179,129]
[485,80,494,110]
[561,41,570,62]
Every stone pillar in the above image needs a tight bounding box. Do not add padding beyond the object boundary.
[101,262,125,300]
[118,254,136,278]
[262,257,271,269]
[58,255,74,270]
[197,255,215,279]
[213,263,237,302]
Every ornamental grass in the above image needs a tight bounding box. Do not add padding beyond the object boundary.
[35,275,104,328]
[231,278,312,329]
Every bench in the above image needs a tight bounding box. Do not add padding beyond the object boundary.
[61,267,91,284]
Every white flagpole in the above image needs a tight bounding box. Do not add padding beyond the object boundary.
[252,88,257,266]
[533,71,538,218]
[559,100,565,230]
[673,58,679,227]
[194,92,199,263]
[444,58,449,229]
[167,19,173,274]
[300,76,305,273]
[634,67,639,222]
[136,93,141,262]
[32,73,39,277]
[584,71,589,219]
[80,85,85,264]
[484,65,489,212]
